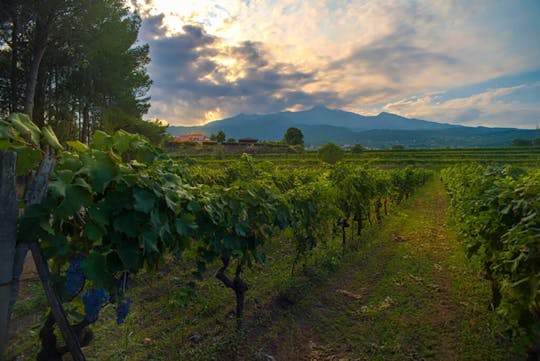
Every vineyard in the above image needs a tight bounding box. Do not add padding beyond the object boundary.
[1,114,539,360]
[174,146,540,169]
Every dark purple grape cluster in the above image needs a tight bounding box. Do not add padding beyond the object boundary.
[65,256,85,296]
[82,288,109,322]
[116,297,133,325]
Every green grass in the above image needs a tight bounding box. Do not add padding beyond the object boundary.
[6,278,47,358]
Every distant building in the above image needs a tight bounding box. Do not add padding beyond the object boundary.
[173,133,210,144]
[238,137,258,144]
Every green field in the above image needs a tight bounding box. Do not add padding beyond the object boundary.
[172,146,540,168]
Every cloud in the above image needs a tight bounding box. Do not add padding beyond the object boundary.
[330,26,459,83]
[131,1,540,127]
[382,84,540,128]
[140,16,340,123]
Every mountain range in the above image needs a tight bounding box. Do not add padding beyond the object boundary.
[168,106,537,148]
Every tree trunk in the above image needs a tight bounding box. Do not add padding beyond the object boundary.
[81,105,90,143]
[233,273,248,329]
[350,218,354,244]
[357,216,363,236]
[375,197,382,224]
[308,234,315,250]
[489,277,501,310]
[215,258,249,330]
[341,219,347,251]
[10,6,21,113]
[0,151,18,356]
[32,69,46,127]
[484,263,501,309]
[37,313,63,361]
[37,315,93,361]
[23,15,52,118]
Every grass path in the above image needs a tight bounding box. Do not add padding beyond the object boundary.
[237,178,516,361]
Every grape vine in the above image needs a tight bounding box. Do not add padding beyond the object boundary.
[0,112,433,358]
[441,164,539,354]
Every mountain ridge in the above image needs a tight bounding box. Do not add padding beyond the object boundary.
[168,107,535,148]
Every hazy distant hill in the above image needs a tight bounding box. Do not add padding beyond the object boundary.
[168,106,536,148]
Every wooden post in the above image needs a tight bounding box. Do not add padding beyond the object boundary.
[29,243,86,361]
[8,156,55,319]
[0,151,18,359]
[8,156,86,360]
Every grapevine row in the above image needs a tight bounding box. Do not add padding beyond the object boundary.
[0,113,431,358]
[441,164,539,353]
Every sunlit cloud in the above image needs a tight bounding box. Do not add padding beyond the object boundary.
[382,83,540,128]
[129,0,540,128]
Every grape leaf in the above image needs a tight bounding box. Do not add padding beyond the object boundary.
[42,125,64,150]
[116,237,142,270]
[84,222,106,243]
[133,188,155,213]
[67,140,88,152]
[92,130,112,150]
[55,185,92,218]
[80,151,118,193]
[81,252,114,289]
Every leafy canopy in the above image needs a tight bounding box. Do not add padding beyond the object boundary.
[283,127,304,146]
[318,142,344,164]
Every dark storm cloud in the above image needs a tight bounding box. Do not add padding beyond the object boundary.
[230,41,269,68]
[140,16,218,85]
[138,14,167,39]
[139,16,340,122]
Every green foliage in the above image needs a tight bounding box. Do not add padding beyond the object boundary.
[326,163,431,248]
[330,163,374,223]
[512,138,533,147]
[0,1,151,142]
[0,113,66,174]
[283,127,304,146]
[210,130,226,143]
[18,130,196,290]
[1,112,435,354]
[216,130,226,143]
[318,142,344,164]
[350,144,364,153]
[195,180,289,272]
[390,166,431,203]
[103,108,168,145]
[285,176,338,260]
[441,165,540,350]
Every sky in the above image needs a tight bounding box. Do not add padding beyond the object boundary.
[128,0,540,129]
